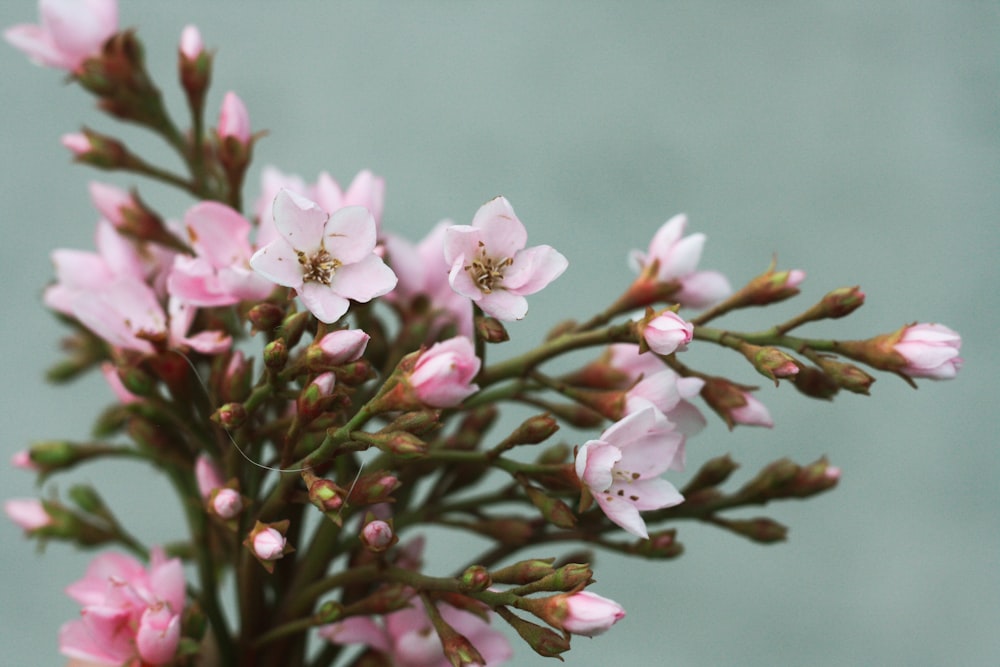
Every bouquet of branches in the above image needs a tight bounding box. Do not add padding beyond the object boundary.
[4,2,962,666]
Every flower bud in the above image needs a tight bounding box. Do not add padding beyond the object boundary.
[459,565,492,592]
[62,128,133,169]
[408,336,481,408]
[682,454,740,495]
[312,329,370,367]
[836,322,962,381]
[360,519,396,552]
[352,430,428,458]
[743,266,806,305]
[195,455,225,499]
[791,365,839,400]
[520,591,625,637]
[305,474,344,514]
[475,315,510,343]
[813,356,875,395]
[179,25,204,60]
[629,529,684,559]
[297,372,336,421]
[211,402,247,429]
[179,25,211,111]
[495,606,571,659]
[221,350,253,403]
[217,91,251,143]
[490,559,556,585]
[4,499,53,532]
[741,343,800,385]
[244,520,293,572]
[247,303,285,335]
[348,472,402,506]
[820,286,865,318]
[638,308,693,356]
[263,338,288,371]
[716,516,788,543]
[10,450,37,472]
[524,485,576,529]
[209,488,243,520]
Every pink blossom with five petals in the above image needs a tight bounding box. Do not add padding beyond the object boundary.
[250,189,396,323]
[575,406,685,539]
[444,196,568,321]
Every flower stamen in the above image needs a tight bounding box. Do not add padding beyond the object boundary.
[298,248,341,285]
[467,243,512,294]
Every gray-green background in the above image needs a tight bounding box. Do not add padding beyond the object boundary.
[2,2,997,665]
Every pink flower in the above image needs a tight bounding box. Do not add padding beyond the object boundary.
[59,548,185,666]
[575,406,685,538]
[194,455,225,500]
[641,310,693,355]
[320,601,512,667]
[409,336,481,407]
[630,213,731,308]
[167,201,275,306]
[250,189,397,323]
[894,323,962,380]
[444,196,568,321]
[5,0,118,72]
[4,498,53,531]
[61,132,93,156]
[625,371,706,437]
[217,91,251,143]
[557,591,626,637]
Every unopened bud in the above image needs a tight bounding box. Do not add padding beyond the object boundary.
[743,266,806,305]
[475,315,509,343]
[682,454,740,495]
[244,520,293,572]
[459,565,492,592]
[360,519,396,552]
[263,338,288,370]
[503,414,560,448]
[248,303,285,335]
[211,402,247,429]
[630,529,684,559]
[741,343,800,385]
[518,591,625,637]
[491,559,556,585]
[306,476,344,513]
[820,286,865,318]
[700,378,774,429]
[67,485,110,518]
[792,365,839,400]
[209,488,243,520]
[813,356,876,395]
[352,430,427,458]
[348,472,402,505]
[278,310,311,348]
[716,516,788,543]
[495,606,571,659]
[524,485,576,529]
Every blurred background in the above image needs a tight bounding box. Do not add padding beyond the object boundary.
[1,2,997,665]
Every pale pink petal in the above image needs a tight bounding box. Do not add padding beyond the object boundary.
[646,214,687,261]
[660,232,705,280]
[675,270,732,308]
[323,206,377,264]
[447,256,483,301]
[312,171,345,213]
[5,24,68,68]
[600,407,660,450]
[42,0,117,68]
[442,225,483,267]
[575,442,621,494]
[94,219,146,280]
[4,499,52,530]
[184,201,253,268]
[88,182,132,226]
[594,493,648,538]
[249,241,305,288]
[478,289,529,321]
[343,169,385,224]
[472,196,527,257]
[271,189,328,253]
[502,244,569,295]
[299,282,350,324]
[318,616,391,652]
[611,477,684,511]
[218,91,251,142]
[135,607,181,664]
[330,254,397,303]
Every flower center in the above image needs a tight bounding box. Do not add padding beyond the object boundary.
[467,242,512,294]
[298,248,341,285]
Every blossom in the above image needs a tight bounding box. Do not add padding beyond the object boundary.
[319,601,512,667]
[894,323,962,380]
[409,336,481,407]
[729,390,774,427]
[167,200,274,306]
[5,0,118,72]
[629,213,731,308]
[575,406,685,538]
[250,189,397,323]
[361,519,395,551]
[210,489,243,520]
[641,310,694,355]
[625,371,706,437]
[444,196,568,321]
[178,25,203,60]
[252,527,287,561]
[59,549,185,666]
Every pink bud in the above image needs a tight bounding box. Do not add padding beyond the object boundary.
[61,132,91,156]
[10,450,38,471]
[361,520,394,551]
[560,591,626,637]
[135,604,182,664]
[310,372,336,395]
[409,336,481,407]
[894,323,962,380]
[4,498,53,531]
[179,25,203,60]
[211,489,243,519]
[317,329,370,364]
[642,310,693,356]
[253,527,287,560]
[88,182,134,227]
[218,91,251,143]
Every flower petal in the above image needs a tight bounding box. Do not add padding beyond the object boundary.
[331,254,398,303]
[271,189,328,253]
[324,206,377,264]
[503,244,569,295]
[472,196,527,258]
[299,282,350,324]
[478,289,529,321]
[249,241,304,288]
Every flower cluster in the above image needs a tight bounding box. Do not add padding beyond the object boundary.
[5,3,962,666]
